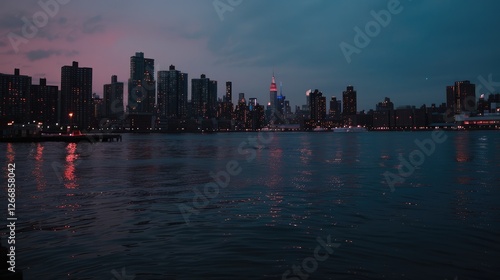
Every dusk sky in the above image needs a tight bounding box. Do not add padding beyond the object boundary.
[1,0,499,111]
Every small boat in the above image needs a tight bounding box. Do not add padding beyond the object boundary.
[312,126,328,132]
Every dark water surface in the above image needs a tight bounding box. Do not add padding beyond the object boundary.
[1,131,499,279]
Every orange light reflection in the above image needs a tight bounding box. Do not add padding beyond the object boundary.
[64,143,79,189]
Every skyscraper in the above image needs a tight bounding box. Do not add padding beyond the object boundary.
[225,81,232,103]
[31,78,58,125]
[91,93,103,128]
[0,69,32,126]
[375,97,394,111]
[342,85,357,116]
[128,52,155,114]
[276,81,286,116]
[309,89,326,121]
[329,96,341,119]
[446,81,476,114]
[269,74,278,112]
[446,85,455,113]
[238,92,245,104]
[103,75,124,120]
[192,74,217,118]
[61,61,93,129]
[157,65,188,119]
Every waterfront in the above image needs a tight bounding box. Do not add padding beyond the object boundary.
[1,131,499,279]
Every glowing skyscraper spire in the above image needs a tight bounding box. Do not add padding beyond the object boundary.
[269,72,278,111]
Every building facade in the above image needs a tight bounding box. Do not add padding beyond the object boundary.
[0,69,32,127]
[309,89,326,122]
[103,75,124,120]
[128,52,155,114]
[446,81,476,114]
[31,78,58,125]
[342,85,357,116]
[157,65,188,119]
[192,74,217,119]
[61,61,93,129]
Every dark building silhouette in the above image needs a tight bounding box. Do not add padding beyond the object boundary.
[309,89,326,122]
[0,69,32,127]
[103,75,124,120]
[275,82,286,118]
[218,81,234,120]
[238,92,245,104]
[446,85,455,113]
[342,85,357,116]
[234,97,248,130]
[218,101,233,120]
[376,97,394,111]
[446,81,476,114]
[61,61,93,129]
[157,65,188,119]
[329,96,341,119]
[31,78,58,125]
[225,81,232,103]
[248,100,265,130]
[128,52,155,114]
[192,74,217,119]
[91,93,103,128]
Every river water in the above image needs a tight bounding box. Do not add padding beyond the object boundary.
[1,131,499,279]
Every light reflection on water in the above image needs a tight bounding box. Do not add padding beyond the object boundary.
[0,131,499,279]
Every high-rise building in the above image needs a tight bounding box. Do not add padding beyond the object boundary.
[91,93,103,128]
[234,101,247,130]
[342,85,357,116]
[225,81,232,103]
[446,86,455,113]
[329,96,342,119]
[269,74,278,112]
[376,97,394,111]
[157,65,188,119]
[31,78,58,125]
[276,82,286,116]
[192,74,217,118]
[128,52,155,114]
[446,81,476,114]
[238,92,246,104]
[103,75,124,120]
[284,100,291,117]
[309,89,326,121]
[0,69,32,126]
[248,98,257,108]
[61,61,93,129]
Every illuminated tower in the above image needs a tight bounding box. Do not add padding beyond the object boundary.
[128,52,155,114]
[269,73,278,112]
[342,85,357,116]
[61,61,93,129]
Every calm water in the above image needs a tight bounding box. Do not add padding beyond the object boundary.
[1,131,499,279]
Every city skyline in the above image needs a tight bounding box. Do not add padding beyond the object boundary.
[1,1,499,111]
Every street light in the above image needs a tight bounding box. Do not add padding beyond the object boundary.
[68,112,74,134]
